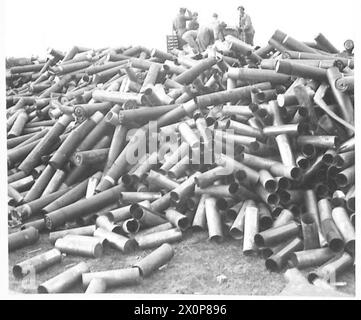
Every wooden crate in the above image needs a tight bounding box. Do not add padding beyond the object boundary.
[166,35,179,52]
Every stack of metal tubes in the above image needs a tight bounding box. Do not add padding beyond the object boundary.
[6,30,355,293]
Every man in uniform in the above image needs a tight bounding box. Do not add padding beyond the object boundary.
[173,8,193,48]
[238,6,255,45]
[182,30,200,54]
[196,25,215,52]
[188,12,199,31]
[211,13,226,41]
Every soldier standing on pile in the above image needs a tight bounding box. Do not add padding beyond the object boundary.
[173,8,193,49]
[188,12,199,31]
[238,6,255,45]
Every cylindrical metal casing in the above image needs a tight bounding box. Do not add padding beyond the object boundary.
[173,56,218,85]
[42,179,89,214]
[194,166,229,188]
[335,165,355,188]
[205,197,223,242]
[307,252,354,283]
[305,190,327,246]
[265,237,303,272]
[93,228,137,253]
[170,171,200,203]
[134,222,173,239]
[55,235,103,258]
[164,208,189,230]
[135,228,182,249]
[38,262,90,293]
[192,194,208,230]
[50,113,104,169]
[19,114,73,174]
[108,205,131,222]
[290,247,335,269]
[133,243,174,277]
[326,67,354,128]
[178,122,200,148]
[49,225,96,244]
[130,202,166,227]
[275,60,327,81]
[331,207,355,254]
[45,184,125,230]
[243,204,259,254]
[301,213,320,250]
[259,169,277,192]
[9,227,39,252]
[321,218,344,252]
[8,110,29,138]
[82,268,140,289]
[24,164,56,202]
[95,215,122,234]
[229,200,253,239]
[258,202,273,230]
[254,221,300,247]
[146,170,180,190]
[273,209,294,228]
[317,198,332,222]
[85,278,107,293]
[13,248,62,278]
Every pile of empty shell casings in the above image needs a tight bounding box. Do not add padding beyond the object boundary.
[7,29,355,293]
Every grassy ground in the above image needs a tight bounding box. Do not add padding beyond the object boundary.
[8,229,355,296]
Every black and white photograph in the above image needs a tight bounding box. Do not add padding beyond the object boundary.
[1,0,359,303]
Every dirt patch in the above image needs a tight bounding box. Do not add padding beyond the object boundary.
[8,230,355,295]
